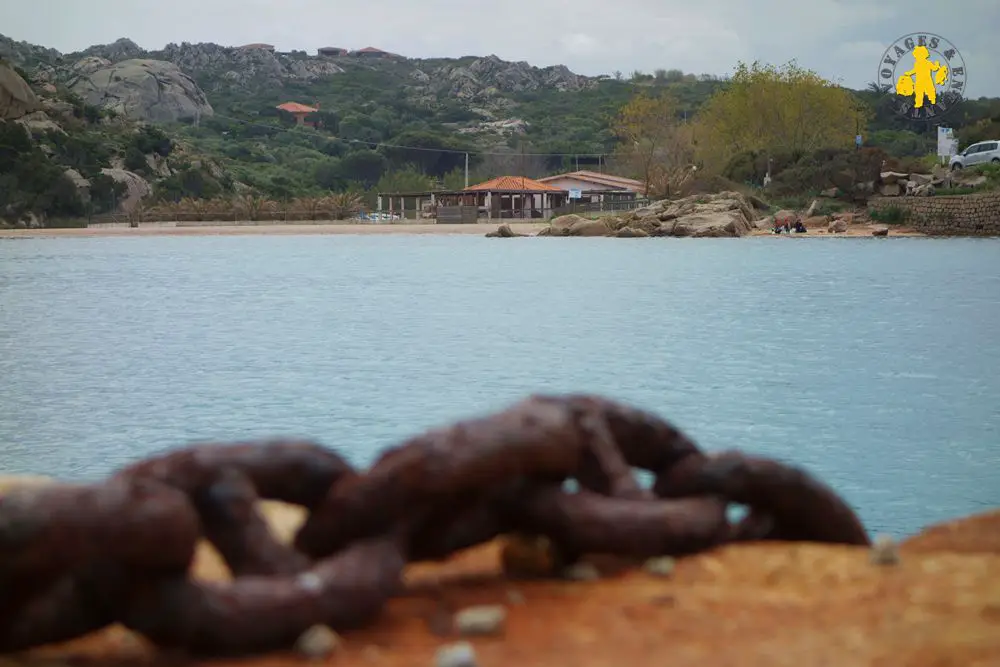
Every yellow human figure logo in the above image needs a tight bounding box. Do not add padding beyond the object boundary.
[895,45,948,108]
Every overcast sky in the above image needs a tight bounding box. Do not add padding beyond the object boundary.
[4,0,999,97]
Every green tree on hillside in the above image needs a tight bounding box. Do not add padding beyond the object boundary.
[693,60,868,172]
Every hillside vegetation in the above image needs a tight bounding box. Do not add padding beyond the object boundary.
[1,33,999,225]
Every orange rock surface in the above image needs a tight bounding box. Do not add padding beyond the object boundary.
[2,479,999,667]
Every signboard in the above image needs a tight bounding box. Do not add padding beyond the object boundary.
[937,127,958,157]
[568,188,582,199]
[855,134,863,148]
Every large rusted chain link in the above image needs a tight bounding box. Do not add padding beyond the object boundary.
[0,393,870,657]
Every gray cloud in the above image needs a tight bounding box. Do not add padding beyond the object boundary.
[5,0,998,96]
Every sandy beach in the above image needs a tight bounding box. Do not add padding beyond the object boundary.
[0,220,925,238]
[0,222,551,238]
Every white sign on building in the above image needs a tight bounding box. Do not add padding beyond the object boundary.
[568,188,582,199]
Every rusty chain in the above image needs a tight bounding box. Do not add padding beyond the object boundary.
[0,393,870,657]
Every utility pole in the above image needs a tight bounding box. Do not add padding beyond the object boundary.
[464,152,469,188]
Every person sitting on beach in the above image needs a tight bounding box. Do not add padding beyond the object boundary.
[794,220,807,233]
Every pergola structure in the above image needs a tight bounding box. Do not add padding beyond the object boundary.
[377,176,569,223]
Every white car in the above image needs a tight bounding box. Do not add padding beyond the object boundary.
[949,140,1000,170]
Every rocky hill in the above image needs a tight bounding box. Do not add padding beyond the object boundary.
[0,57,233,227]
[0,35,596,126]
[3,32,1000,224]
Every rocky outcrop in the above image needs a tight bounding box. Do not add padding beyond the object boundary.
[67,58,214,122]
[876,166,986,198]
[64,168,91,202]
[100,168,151,212]
[74,38,145,63]
[3,33,596,121]
[530,192,761,240]
[457,118,528,136]
[154,42,344,89]
[621,191,759,238]
[432,55,591,100]
[485,223,528,238]
[70,56,113,76]
[15,109,62,133]
[0,62,39,119]
[0,34,60,68]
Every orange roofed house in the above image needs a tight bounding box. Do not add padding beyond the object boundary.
[276,102,320,127]
[377,176,569,223]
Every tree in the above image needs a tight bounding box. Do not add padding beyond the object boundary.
[378,130,473,176]
[336,150,387,189]
[611,91,694,196]
[375,167,433,194]
[693,60,869,172]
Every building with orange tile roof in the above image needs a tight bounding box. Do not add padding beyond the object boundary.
[275,102,320,127]
[376,175,570,223]
[463,176,564,193]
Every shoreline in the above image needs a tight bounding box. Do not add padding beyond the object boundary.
[0,221,931,239]
[0,222,551,238]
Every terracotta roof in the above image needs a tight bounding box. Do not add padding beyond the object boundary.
[537,170,644,190]
[464,176,565,192]
[276,102,319,114]
[356,46,387,53]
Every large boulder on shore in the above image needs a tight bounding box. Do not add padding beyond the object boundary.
[543,214,613,237]
[538,192,761,239]
[629,191,760,238]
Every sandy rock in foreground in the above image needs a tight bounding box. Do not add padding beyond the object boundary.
[901,509,1000,555]
[1,477,998,666]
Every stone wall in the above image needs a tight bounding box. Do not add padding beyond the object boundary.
[868,192,1000,236]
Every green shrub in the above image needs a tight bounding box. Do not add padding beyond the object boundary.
[131,125,173,157]
[869,206,909,224]
[934,186,978,196]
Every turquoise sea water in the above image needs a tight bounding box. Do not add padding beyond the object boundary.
[1,234,998,537]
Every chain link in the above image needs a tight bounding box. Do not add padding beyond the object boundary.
[0,393,869,657]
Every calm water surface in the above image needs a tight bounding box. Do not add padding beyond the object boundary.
[1,235,999,537]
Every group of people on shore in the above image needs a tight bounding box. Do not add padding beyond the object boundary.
[773,219,807,234]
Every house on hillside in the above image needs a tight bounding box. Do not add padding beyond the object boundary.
[276,102,320,127]
[238,43,275,52]
[377,176,568,223]
[318,46,348,57]
[353,46,399,59]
